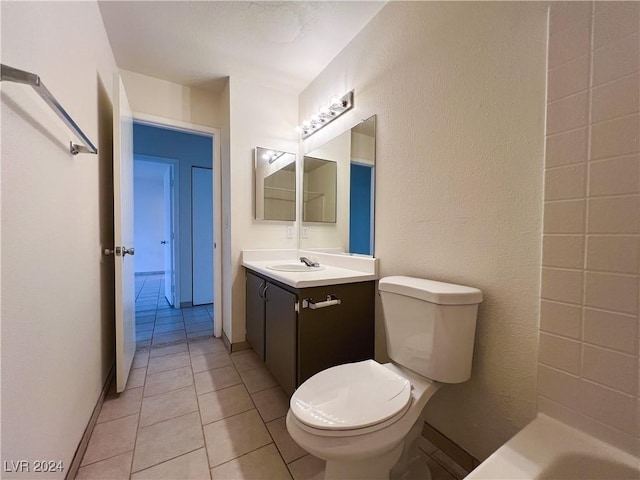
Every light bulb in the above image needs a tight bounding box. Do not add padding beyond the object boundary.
[329,95,341,108]
[302,120,311,128]
[319,106,330,117]
[295,126,303,133]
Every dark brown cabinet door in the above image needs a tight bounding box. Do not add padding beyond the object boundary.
[245,271,266,360]
[265,283,298,395]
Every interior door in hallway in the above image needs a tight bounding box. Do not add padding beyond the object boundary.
[163,166,176,306]
[113,73,136,393]
[192,166,213,305]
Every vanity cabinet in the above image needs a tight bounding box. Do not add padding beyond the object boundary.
[245,268,375,395]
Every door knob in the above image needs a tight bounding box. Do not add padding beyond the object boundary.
[122,247,135,257]
[161,240,167,244]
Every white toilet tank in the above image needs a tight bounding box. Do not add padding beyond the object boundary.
[379,276,483,384]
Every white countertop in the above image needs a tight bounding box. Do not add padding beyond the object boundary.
[241,249,378,288]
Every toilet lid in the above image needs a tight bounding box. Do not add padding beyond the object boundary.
[290,360,412,431]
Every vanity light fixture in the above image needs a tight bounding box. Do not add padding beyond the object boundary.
[295,91,353,139]
[262,149,285,164]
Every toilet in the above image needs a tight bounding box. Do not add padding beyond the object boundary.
[286,276,483,480]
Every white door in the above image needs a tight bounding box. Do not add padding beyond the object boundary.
[113,74,136,393]
[192,167,213,305]
[163,166,176,306]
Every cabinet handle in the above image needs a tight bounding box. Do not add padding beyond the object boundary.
[263,284,269,301]
[258,282,266,299]
[302,295,341,309]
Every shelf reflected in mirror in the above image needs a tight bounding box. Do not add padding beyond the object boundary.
[300,115,376,256]
[255,147,297,221]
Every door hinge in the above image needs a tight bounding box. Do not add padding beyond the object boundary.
[171,285,175,292]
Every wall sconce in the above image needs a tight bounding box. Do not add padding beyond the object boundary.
[295,91,353,139]
[262,149,285,164]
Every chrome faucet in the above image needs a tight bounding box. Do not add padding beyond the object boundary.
[300,256,319,268]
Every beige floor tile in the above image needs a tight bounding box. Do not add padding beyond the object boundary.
[131,448,211,480]
[210,444,292,480]
[287,454,325,480]
[266,417,307,463]
[76,451,132,479]
[149,343,189,358]
[252,386,289,422]
[239,365,279,393]
[127,367,147,389]
[203,409,272,467]
[189,339,227,356]
[81,414,139,466]
[140,386,199,427]
[98,387,143,424]
[133,351,150,369]
[230,349,264,372]
[132,412,205,472]
[194,365,241,395]
[191,351,232,374]
[147,351,191,375]
[198,384,254,425]
[144,366,194,397]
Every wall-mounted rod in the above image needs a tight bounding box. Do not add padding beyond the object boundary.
[1,64,98,155]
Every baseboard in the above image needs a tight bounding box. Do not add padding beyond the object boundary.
[221,331,250,354]
[66,364,115,480]
[180,301,193,308]
[422,421,479,471]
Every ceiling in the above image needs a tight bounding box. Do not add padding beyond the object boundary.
[98,1,386,95]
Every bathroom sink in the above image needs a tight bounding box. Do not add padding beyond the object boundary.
[266,264,325,272]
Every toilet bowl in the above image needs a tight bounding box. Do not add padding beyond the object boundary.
[286,276,483,480]
[287,361,441,479]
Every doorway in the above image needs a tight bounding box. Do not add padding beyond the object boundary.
[131,118,221,340]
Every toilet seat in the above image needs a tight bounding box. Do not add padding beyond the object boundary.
[290,360,412,437]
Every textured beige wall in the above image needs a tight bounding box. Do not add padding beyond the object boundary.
[1,1,118,475]
[120,70,224,129]
[538,1,640,456]
[299,2,548,459]
[227,77,299,343]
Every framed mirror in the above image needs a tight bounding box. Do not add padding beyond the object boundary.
[303,157,337,223]
[300,115,376,255]
[255,147,297,221]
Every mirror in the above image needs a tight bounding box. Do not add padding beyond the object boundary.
[301,115,376,255]
[255,147,297,221]
[303,157,337,223]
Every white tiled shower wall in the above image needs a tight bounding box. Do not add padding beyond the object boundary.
[539,1,640,455]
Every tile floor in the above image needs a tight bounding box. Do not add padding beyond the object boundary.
[77,274,462,480]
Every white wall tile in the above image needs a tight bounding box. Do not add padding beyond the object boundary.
[590,114,640,161]
[545,164,586,201]
[549,2,593,38]
[592,34,640,87]
[549,18,591,69]
[540,300,582,339]
[544,200,586,234]
[584,308,639,355]
[591,74,640,124]
[586,236,639,274]
[589,156,640,197]
[538,365,581,408]
[541,268,584,304]
[588,196,640,234]
[585,272,639,315]
[583,345,638,395]
[542,235,584,269]
[548,55,590,102]
[539,333,582,374]
[547,93,589,135]
[578,380,638,435]
[545,128,588,168]
[593,2,640,50]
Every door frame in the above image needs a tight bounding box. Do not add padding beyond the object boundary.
[134,154,180,306]
[133,112,223,339]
